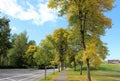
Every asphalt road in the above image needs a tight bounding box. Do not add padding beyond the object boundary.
[0,69,55,81]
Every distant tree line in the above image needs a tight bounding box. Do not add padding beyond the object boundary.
[0,16,37,68]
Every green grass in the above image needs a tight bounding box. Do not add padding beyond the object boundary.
[39,64,120,81]
[68,64,120,81]
[67,69,97,81]
[91,64,120,81]
[39,71,61,81]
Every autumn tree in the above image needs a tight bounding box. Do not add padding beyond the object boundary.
[34,35,54,79]
[83,36,108,69]
[25,45,37,67]
[67,27,82,72]
[48,0,114,81]
[53,28,68,71]
[45,35,59,73]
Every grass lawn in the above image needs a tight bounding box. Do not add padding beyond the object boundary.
[39,71,61,81]
[67,69,97,81]
[39,64,120,81]
[68,64,120,81]
[91,64,120,81]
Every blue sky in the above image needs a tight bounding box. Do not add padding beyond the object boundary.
[0,0,120,60]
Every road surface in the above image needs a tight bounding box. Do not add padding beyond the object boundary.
[0,69,55,81]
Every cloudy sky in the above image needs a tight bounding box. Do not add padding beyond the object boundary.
[0,0,120,60]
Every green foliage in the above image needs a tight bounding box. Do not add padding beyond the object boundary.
[34,35,55,67]
[28,40,36,46]
[0,17,11,66]
[7,32,28,67]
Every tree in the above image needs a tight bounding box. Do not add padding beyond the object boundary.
[75,50,83,75]
[53,28,68,71]
[25,45,37,67]
[8,32,28,67]
[83,36,108,69]
[45,35,59,73]
[67,27,82,72]
[0,17,11,66]
[48,0,114,81]
[34,35,54,79]
[28,40,36,46]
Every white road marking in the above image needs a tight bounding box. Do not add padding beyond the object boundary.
[0,78,15,81]
[18,73,43,81]
[0,69,57,81]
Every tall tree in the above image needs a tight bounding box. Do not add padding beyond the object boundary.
[67,27,82,72]
[8,32,28,67]
[53,28,68,71]
[48,0,114,81]
[0,17,11,66]
[25,45,37,67]
[34,35,54,79]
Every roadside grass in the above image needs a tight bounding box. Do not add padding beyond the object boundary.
[67,69,97,81]
[39,64,120,81]
[68,64,120,81]
[39,71,60,81]
[91,64,120,81]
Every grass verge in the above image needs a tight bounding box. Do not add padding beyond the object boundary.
[39,71,60,81]
[67,69,97,81]
[39,64,120,81]
[91,64,120,81]
[68,64,120,81]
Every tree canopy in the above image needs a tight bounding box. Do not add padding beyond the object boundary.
[0,17,11,66]
[48,0,114,81]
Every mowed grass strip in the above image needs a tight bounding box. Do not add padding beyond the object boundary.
[39,71,60,81]
[67,69,97,81]
[39,64,120,81]
[67,69,87,81]
[91,64,120,81]
[68,64,120,81]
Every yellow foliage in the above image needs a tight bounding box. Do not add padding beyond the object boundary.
[50,61,55,65]
[26,45,37,54]
[92,56,101,69]
[82,53,88,62]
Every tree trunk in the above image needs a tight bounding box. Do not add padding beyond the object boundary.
[61,61,64,71]
[74,60,76,71]
[86,59,91,81]
[58,64,60,72]
[53,64,55,74]
[80,62,83,75]
[45,66,47,80]
[0,55,1,66]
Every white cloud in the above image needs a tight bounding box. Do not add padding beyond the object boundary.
[0,0,22,16]
[37,2,57,25]
[0,0,58,25]
[11,26,17,31]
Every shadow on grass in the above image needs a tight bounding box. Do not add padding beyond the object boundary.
[92,70,120,81]
[75,64,120,72]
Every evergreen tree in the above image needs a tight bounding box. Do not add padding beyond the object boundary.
[0,17,11,66]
